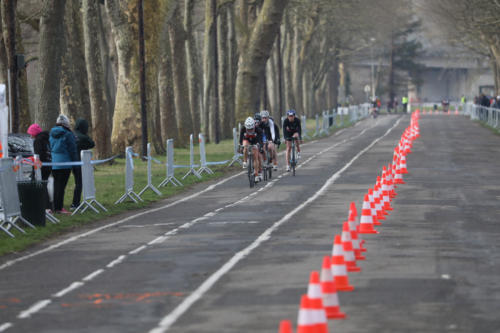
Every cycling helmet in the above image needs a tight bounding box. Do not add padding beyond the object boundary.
[260,110,270,118]
[254,113,262,124]
[286,109,296,116]
[244,117,255,129]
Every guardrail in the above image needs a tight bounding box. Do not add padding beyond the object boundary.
[464,103,500,128]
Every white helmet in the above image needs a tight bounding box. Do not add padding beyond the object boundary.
[260,110,269,118]
[244,117,255,129]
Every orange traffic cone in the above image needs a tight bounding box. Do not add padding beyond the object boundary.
[341,223,362,270]
[297,295,315,333]
[334,233,359,273]
[368,189,382,225]
[331,235,355,291]
[306,271,328,333]
[399,154,408,174]
[358,194,379,234]
[348,201,357,222]
[348,202,366,251]
[321,256,346,319]
[279,320,293,333]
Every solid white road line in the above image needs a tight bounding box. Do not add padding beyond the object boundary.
[82,269,105,282]
[149,117,403,332]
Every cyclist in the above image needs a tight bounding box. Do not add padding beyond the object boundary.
[283,109,302,172]
[253,113,265,178]
[259,110,280,171]
[442,99,450,112]
[239,117,263,182]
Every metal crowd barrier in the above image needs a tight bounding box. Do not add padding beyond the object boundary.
[198,133,230,175]
[138,143,162,197]
[0,158,36,237]
[115,147,143,204]
[182,134,202,180]
[158,139,183,187]
[468,104,500,128]
[229,128,243,167]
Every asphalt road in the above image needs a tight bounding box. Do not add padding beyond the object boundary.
[1,113,499,333]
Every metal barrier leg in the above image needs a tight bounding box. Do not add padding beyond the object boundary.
[0,221,15,237]
[46,211,59,224]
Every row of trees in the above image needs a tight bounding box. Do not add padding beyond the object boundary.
[423,0,500,95]
[0,0,423,158]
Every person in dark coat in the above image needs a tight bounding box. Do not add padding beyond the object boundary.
[71,119,95,210]
[28,123,52,210]
[49,114,78,214]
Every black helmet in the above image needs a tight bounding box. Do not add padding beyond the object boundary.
[254,113,262,122]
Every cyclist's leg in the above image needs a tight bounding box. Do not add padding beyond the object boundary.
[252,147,260,176]
[268,142,277,166]
[293,132,301,152]
[243,140,250,163]
[285,139,292,166]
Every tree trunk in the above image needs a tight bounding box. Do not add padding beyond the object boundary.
[234,0,289,123]
[1,0,19,132]
[330,57,339,112]
[184,0,201,138]
[16,19,30,131]
[218,5,232,139]
[158,23,177,143]
[490,44,500,94]
[283,15,295,111]
[105,0,142,153]
[203,0,218,142]
[36,0,66,130]
[82,0,112,159]
[60,0,91,126]
[227,2,238,129]
[168,5,192,145]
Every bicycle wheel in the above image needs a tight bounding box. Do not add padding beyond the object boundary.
[263,151,268,181]
[248,152,255,188]
[291,140,296,176]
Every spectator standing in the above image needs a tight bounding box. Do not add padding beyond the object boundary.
[27,123,53,211]
[71,119,95,210]
[49,114,77,214]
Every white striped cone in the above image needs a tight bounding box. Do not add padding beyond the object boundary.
[400,154,408,174]
[341,223,361,272]
[306,271,328,333]
[382,176,393,211]
[358,194,378,234]
[320,256,345,319]
[297,295,316,333]
[332,234,355,292]
[368,189,381,225]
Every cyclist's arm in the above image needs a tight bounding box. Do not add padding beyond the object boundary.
[297,118,302,137]
[239,128,245,145]
[269,119,276,141]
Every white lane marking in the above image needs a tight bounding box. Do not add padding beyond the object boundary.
[208,221,260,226]
[82,269,105,282]
[0,171,245,271]
[149,118,402,333]
[17,300,52,319]
[106,255,127,268]
[52,282,85,298]
[121,223,175,228]
[0,323,13,332]
[148,236,168,245]
[129,245,147,255]
[441,274,451,280]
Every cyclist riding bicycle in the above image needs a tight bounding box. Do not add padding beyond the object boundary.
[442,99,450,112]
[239,117,264,182]
[258,110,281,171]
[283,109,302,172]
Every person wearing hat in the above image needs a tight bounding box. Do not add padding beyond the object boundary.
[71,118,95,210]
[49,114,78,214]
[28,123,53,211]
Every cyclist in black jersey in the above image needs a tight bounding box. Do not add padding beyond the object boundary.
[239,117,264,182]
[258,110,280,170]
[283,109,302,172]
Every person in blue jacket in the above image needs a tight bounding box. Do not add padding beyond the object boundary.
[49,114,78,214]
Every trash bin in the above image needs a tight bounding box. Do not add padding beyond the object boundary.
[17,180,47,226]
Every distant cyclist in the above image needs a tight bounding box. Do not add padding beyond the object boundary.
[239,117,264,182]
[442,99,450,112]
[259,110,280,170]
[283,109,302,172]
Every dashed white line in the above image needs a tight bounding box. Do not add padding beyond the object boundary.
[129,245,148,255]
[82,269,105,282]
[53,282,85,298]
[0,323,13,332]
[149,236,168,245]
[17,300,52,319]
[106,255,127,268]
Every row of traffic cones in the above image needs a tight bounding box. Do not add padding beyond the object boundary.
[279,111,421,332]
[421,107,459,115]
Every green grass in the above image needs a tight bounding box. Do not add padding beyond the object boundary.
[0,118,355,256]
